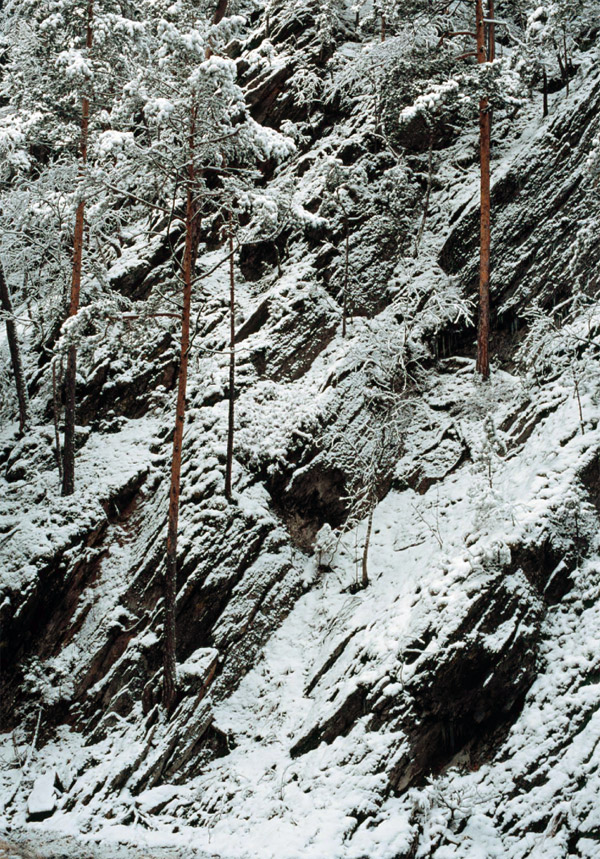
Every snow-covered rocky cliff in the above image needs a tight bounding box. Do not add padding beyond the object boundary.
[2,2,600,857]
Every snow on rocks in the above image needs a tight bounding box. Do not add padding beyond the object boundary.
[3,6,600,859]
[178,648,219,694]
[26,772,57,822]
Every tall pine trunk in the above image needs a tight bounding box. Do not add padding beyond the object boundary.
[0,259,29,433]
[62,0,93,495]
[488,0,495,61]
[205,0,228,57]
[225,214,235,501]
[476,0,491,380]
[212,0,228,24]
[163,106,199,712]
[52,358,63,480]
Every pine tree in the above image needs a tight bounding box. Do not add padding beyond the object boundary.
[62,0,94,496]
[525,1,587,97]
[475,0,491,381]
[400,2,526,378]
[1,0,146,492]
[225,210,236,502]
[163,106,199,711]
[113,0,294,709]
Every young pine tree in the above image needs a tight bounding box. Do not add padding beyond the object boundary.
[61,0,94,496]
[115,2,293,709]
[1,0,145,492]
[400,5,526,379]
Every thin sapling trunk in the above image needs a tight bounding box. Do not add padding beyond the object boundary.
[556,48,567,92]
[488,0,495,62]
[342,216,349,338]
[163,105,199,713]
[563,32,570,98]
[225,213,235,500]
[52,358,63,481]
[0,258,29,433]
[361,504,374,589]
[572,363,584,435]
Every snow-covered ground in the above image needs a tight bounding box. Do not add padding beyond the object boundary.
[0,831,213,858]
[4,349,600,857]
[3,6,600,857]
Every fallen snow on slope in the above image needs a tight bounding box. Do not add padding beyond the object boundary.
[7,359,591,858]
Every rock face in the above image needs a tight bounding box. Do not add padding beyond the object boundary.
[439,65,600,347]
[2,4,600,858]
[291,566,543,793]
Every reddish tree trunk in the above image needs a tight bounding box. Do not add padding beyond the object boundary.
[0,259,29,433]
[163,106,199,712]
[342,219,349,338]
[488,0,495,61]
[212,0,228,24]
[52,359,63,480]
[476,0,491,380]
[225,214,235,501]
[205,0,228,58]
[62,0,93,495]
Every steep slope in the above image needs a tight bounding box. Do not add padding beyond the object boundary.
[2,3,600,858]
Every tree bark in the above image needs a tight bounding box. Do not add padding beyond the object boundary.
[487,0,495,61]
[163,105,199,713]
[0,259,29,433]
[62,0,93,495]
[342,214,349,338]
[476,0,490,381]
[212,0,228,25]
[52,358,63,481]
[225,214,235,501]
[361,505,374,589]
[205,0,228,58]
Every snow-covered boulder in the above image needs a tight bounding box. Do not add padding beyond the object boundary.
[27,770,57,821]
[135,784,185,815]
[178,648,219,695]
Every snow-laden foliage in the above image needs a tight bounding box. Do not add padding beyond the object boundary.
[3,0,600,857]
